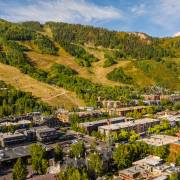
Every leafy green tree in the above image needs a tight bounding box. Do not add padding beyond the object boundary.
[106,68,133,84]
[113,144,131,169]
[29,144,47,174]
[12,158,28,180]
[90,141,97,151]
[70,141,85,158]
[173,102,180,111]
[87,152,103,177]
[110,132,119,142]
[54,144,63,162]
[133,109,143,119]
[176,153,180,165]
[58,167,88,180]
[0,81,51,118]
[129,131,140,143]
[34,34,58,55]
[168,172,179,180]
[41,159,49,174]
[153,145,169,160]
[119,130,129,141]
[146,107,154,114]
[113,142,150,169]
[91,131,103,139]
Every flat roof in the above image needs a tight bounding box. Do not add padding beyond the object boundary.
[133,155,163,166]
[142,135,179,146]
[119,165,145,175]
[0,143,52,162]
[79,117,125,127]
[0,120,31,126]
[36,127,56,133]
[0,132,25,139]
[30,126,50,131]
[0,145,29,161]
[99,118,159,131]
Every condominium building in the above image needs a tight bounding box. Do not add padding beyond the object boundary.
[0,133,26,147]
[102,106,150,116]
[98,118,160,136]
[35,127,59,142]
[79,117,125,133]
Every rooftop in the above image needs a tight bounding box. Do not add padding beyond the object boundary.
[0,145,29,161]
[142,135,179,146]
[158,114,180,122]
[119,165,146,176]
[0,120,31,127]
[133,155,163,166]
[0,143,53,162]
[0,132,25,139]
[36,127,56,133]
[79,117,125,127]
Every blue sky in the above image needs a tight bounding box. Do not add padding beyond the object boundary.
[0,0,180,37]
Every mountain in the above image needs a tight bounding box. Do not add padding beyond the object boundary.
[0,19,179,109]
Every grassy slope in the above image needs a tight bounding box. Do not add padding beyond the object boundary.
[136,60,180,90]
[3,26,178,102]
[0,63,85,109]
[24,40,180,89]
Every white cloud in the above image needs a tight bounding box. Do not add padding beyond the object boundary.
[0,0,122,23]
[131,4,146,16]
[150,0,180,29]
[173,32,180,37]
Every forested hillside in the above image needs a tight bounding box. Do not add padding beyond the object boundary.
[0,81,52,117]
[0,19,179,108]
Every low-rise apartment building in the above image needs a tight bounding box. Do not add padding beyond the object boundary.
[0,133,27,147]
[98,118,160,136]
[102,106,150,116]
[57,110,103,123]
[142,94,180,102]
[0,126,60,147]
[79,117,125,133]
[0,120,31,128]
[35,127,59,142]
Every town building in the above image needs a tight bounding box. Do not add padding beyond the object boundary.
[0,125,61,147]
[142,94,161,101]
[41,116,62,128]
[35,127,60,142]
[79,117,125,133]
[118,155,179,180]
[102,106,150,116]
[0,132,27,147]
[142,94,180,102]
[0,143,53,165]
[57,109,103,123]
[98,100,126,109]
[118,165,152,180]
[24,126,60,142]
[142,135,179,147]
[98,118,160,136]
[132,155,163,167]
[158,114,180,127]
[0,120,32,128]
